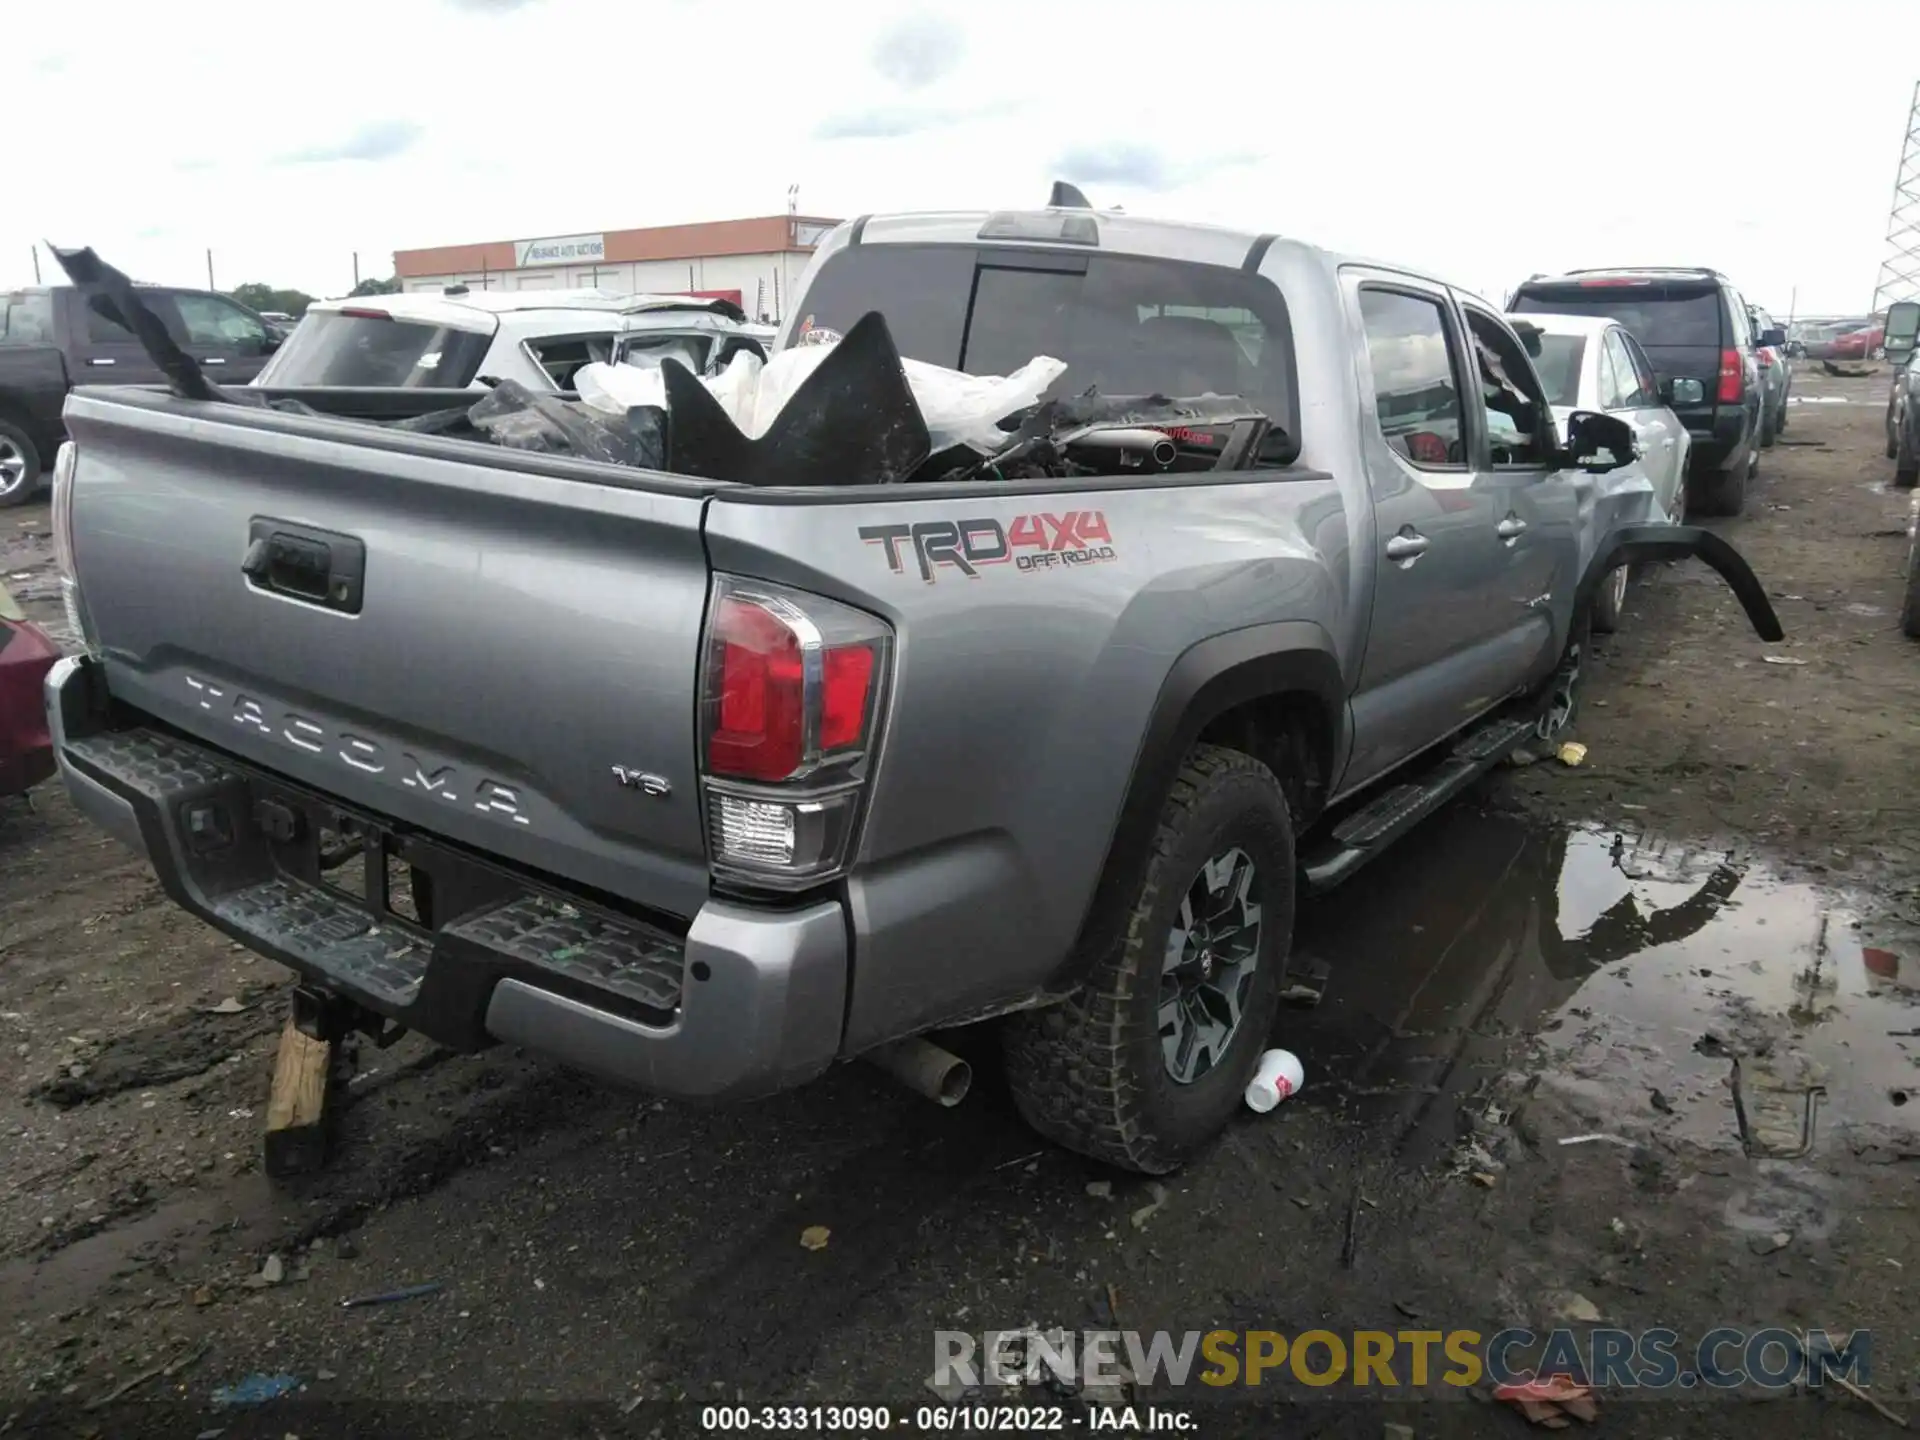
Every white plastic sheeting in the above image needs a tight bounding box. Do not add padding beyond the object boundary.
[573,342,1067,456]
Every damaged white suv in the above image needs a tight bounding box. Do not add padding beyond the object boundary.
[255,289,776,394]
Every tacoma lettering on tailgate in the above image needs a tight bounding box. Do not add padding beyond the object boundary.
[858,512,1117,582]
[183,674,531,828]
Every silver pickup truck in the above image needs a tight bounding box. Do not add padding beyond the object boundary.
[44,203,1782,1173]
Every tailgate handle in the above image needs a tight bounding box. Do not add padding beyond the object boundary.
[243,519,366,615]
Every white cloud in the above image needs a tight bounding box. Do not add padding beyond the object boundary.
[4,0,1912,313]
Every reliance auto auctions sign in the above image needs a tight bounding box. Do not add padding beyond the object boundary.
[514,233,606,267]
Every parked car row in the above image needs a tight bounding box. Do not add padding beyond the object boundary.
[1509,267,1783,520]
[36,200,1782,1173]
[0,282,778,507]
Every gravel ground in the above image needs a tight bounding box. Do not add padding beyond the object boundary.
[1,369,1916,1437]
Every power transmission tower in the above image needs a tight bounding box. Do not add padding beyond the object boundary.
[1871,80,1920,312]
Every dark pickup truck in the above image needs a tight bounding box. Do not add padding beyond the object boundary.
[0,284,282,506]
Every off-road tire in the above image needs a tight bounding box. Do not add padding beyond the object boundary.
[1896,428,1919,489]
[0,421,42,509]
[1002,745,1295,1175]
[1760,408,1777,448]
[1690,460,1747,517]
[1902,526,1920,641]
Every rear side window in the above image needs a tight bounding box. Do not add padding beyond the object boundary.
[1358,288,1463,468]
[1530,334,1585,407]
[0,292,55,345]
[264,312,492,387]
[1511,282,1724,348]
[1462,308,1547,466]
[527,333,616,388]
[792,244,1299,459]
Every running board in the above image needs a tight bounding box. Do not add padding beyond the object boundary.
[1300,715,1537,894]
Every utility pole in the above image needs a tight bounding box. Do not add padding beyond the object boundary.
[31,246,41,284]
[353,251,361,287]
[1871,80,1920,312]
[206,248,216,291]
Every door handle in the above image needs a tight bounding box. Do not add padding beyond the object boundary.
[1385,529,1429,561]
[86,357,116,366]
[202,356,227,365]
[1496,514,1528,540]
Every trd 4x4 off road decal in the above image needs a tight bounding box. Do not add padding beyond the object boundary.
[858,512,1117,582]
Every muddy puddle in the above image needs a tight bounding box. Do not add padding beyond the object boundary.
[1287,806,1920,1168]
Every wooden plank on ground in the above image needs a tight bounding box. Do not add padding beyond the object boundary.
[263,1019,331,1178]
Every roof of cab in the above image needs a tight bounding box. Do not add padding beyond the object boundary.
[836,207,1466,296]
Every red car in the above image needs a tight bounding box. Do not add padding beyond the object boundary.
[0,581,59,797]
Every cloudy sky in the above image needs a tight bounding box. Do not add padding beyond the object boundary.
[8,0,1916,314]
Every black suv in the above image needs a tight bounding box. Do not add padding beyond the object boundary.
[1508,267,1777,516]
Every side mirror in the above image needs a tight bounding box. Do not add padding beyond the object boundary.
[1887,301,1920,361]
[1759,327,1787,349]
[1558,410,1638,473]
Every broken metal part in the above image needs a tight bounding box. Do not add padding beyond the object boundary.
[1578,523,1785,642]
[956,391,1277,483]
[662,309,931,487]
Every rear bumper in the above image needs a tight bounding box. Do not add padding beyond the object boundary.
[1685,406,1751,472]
[44,655,848,1101]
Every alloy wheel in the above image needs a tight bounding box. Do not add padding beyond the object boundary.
[1158,847,1262,1084]
[0,439,25,499]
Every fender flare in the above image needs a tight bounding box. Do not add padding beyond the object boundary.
[1577,524,1783,642]
[1061,622,1349,982]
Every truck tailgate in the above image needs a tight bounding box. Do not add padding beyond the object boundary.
[63,392,714,920]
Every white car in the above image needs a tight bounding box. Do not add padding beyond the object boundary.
[255,289,775,394]
[1508,311,1691,633]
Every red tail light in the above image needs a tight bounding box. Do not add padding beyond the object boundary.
[1756,349,1773,368]
[700,577,891,888]
[1716,348,1743,404]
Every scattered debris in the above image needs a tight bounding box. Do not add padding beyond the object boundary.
[1555,742,1587,767]
[1383,1423,1415,1440]
[1393,1299,1422,1320]
[1129,1183,1171,1230]
[84,1344,208,1409]
[1762,654,1809,666]
[1748,1232,1793,1256]
[1470,1172,1499,1188]
[243,1255,285,1290]
[1494,1372,1598,1427]
[204,998,250,1015]
[1245,1049,1304,1112]
[1340,1186,1363,1268]
[800,1226,831,1252]
[1649,1089,1675,1115]
[993,1151,1043,1171]
[1825,1368,1910,1428]
[1558,1133,1635,1148]
[210,1373,301,1408]
[1084,1181,1113,1199]
[1551,1292,1602,1324]
[341,1282,443,1309]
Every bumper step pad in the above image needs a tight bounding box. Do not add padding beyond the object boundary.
[212,876,430,1006]
[446,895,684,1014]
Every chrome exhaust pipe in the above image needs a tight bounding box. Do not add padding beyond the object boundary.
[1069,428,1178,467]
[863,1037,972,1107]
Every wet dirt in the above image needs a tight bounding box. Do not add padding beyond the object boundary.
[1,371,1917,1435]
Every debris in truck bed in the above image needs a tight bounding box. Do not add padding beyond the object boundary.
[469,379,666,469]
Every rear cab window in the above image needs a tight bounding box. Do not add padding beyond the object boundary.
[789,242,1300,466]
[1510,279,1725,349]
[263,309,494,387]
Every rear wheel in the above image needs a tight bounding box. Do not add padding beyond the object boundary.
[0,422,42,509]
[1760,404,1778,447]
[1691,460,1747,517]
[1590,563,1629,634]
[1003,745,1295,1174]
[1897,427,1919,489]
